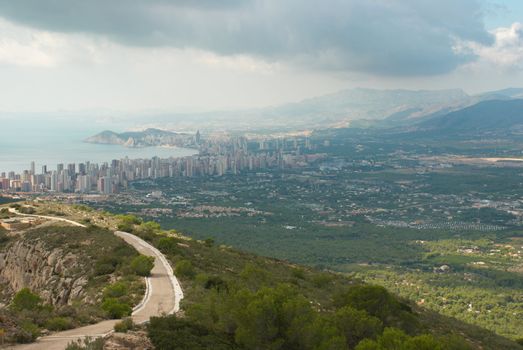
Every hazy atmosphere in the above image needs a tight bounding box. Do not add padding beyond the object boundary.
[2,2,523,350]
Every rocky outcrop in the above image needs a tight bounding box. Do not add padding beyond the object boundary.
[84,128,195,148]
[104,331,154,350]
[0,239,88,306]
[84,130,126,145]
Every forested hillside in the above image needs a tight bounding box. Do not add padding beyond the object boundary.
[117,214,521,350]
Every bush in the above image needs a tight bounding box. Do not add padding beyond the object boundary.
[203,276,228,292]
[101,298,132,319]
[66,337,105,350]
[334,306,383,348]
[15,322,40,343]
[11,288,42,311]
[157,237,180,255]
[147,315,235,350]
[94,262,116,276]
[116,214,142,232]
[291,268,306,280]
[114,317,135,333]
[46,317,73,331]
[131,255,155,277]
[103,282,128,299]
[334,285,401,323]
[175,260,195,279]
[311,273,334,288]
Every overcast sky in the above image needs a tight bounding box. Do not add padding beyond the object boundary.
[0,0,521,113]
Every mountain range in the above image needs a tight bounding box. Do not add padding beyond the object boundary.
[88,87,523,138]
[130,87,523,132]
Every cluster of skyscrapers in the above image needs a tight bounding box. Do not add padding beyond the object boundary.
[0,136,319,194]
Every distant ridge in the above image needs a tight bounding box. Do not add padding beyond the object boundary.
[418,99,523,133]
[84,128,194,148]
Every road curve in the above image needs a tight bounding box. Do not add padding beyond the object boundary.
[6,210,184,350]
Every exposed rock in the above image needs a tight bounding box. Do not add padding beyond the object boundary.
[104,331,154,350]
[0,239,88,306]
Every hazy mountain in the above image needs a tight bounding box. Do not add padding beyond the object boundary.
[142,88,474,131]
[417,99,523,133]
[263,88,470,124]
[98,87,523,132]
[477,87,523,100]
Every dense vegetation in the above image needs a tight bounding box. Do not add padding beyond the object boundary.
[117,216,520,350]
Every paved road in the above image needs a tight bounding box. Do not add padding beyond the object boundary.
[6,211,183,350]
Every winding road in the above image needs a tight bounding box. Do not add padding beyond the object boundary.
[6,209,184,350]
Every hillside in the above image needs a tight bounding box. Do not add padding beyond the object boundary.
[477,87,523,100]
[259,88,471,125]
[11,202,520,350]
[417,99,523,134]
[107,213,522,350]
[0,218,145,344]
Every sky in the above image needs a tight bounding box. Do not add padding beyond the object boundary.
[0,0,521,114]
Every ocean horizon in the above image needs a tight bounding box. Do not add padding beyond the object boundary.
[0,118,197,173]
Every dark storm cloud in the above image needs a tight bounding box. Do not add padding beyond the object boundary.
[0,0,493,76]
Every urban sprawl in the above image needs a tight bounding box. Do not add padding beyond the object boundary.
[0,135,321,194]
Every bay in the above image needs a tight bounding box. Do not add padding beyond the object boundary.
[0,117,198,173]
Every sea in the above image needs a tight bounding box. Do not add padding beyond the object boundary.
[0,117,198,173]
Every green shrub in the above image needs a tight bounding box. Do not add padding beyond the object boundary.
[94,262,116,276]
[157,237,180,255]
[203,276,228,292]
[311,273,334,288]
[175,260,195,279]
[103,282,128,299]
[114,317,135,333]
[11,288,42,311]
[147,315,236,350]
[239,263,269,290]
[46,317,73,331]
[291,268,306,280]
[15,322,40,343]
[131,255,155,277]
[101,298,132,319]
[66,337,104,350]
[334,306,383,348]
[117,223,134,232]
[334,285,401,323]
[204,238,215,247]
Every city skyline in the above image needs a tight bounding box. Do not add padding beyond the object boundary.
[0,135,317,194]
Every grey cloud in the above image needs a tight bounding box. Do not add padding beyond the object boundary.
[0,0,493,76]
